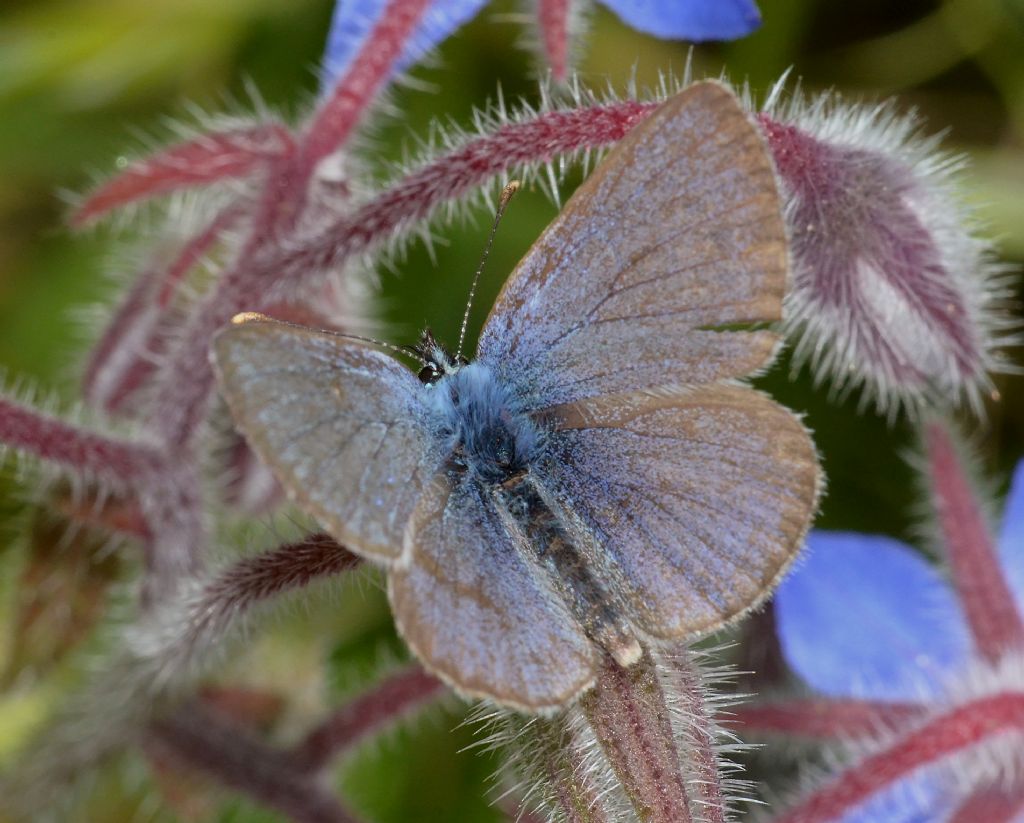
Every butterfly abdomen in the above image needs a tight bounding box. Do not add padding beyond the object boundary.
[496,475,641,668]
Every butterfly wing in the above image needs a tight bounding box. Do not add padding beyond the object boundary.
[388,474,597,710]
[534,385,820,639]
[476,80,786,407]
[213,319,438,563]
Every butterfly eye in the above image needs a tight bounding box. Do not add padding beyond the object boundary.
[418,365,440,385]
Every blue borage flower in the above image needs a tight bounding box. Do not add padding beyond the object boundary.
[322,0,761,87]
[773,459,1024,821]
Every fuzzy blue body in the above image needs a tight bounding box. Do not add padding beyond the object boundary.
[424,362,544,484]
[420,359,639,665]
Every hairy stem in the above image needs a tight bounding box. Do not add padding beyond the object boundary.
[730,699,925,740]
[302,0,431,175]
[157,202,245,307]
[528,716,611,823]
[948,787,1024,823]
[137,533,361,684]
[669,652,729,823]
[771,693,1024,823]
[538,0,572,82]
[82,258,163,411]
[149,702,357,823]
[0,395,157,487]
[286,99,657,277]
[925,421,1024,660]
[580,650,693,823]
[71,123,292,226]
[291,666,445,772]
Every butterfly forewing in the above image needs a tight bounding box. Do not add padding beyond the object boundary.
[477,81,786,407]
[534,385,820,638]
[389,474,597,710]
[213,320,438,563]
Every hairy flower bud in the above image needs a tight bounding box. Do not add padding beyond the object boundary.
[758,88,1015,417]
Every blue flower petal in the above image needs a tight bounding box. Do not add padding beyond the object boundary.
[776,532,971,700]
[597,0,761,42]
[999,459,1024,613]
[322,0,488,90]
[837,774,945,823]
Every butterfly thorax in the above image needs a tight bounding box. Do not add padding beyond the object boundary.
[425,359,641,667]
[425,361,543,484]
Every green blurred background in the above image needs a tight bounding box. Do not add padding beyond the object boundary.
[0,0,1022,820]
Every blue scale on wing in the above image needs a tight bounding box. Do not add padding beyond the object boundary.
[213,322,443,563]
[388,475,597,711]
[535,385,820,639]
[477,82,786,408]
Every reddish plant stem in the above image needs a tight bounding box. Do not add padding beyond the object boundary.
[538,0,572,82]
[925,422,1024,660]
[0,396,157,486]
[158,202,245,307]
[290,100,657,276]
[190,532,360,629]
[82,260,162,410]
[547,748,610,823]
[290,666,445,772]
[770,692,1024,823]
[139,462,206,588]
[52,489,151,539]
[730,699,926,740]
[124,534,360,701]
[149,702,356,823]
[72,123,292,226]
[102,333,167,417]
[948,787,1024,823]
[147,306,222,447]
[530,716,610,823]
[301,0,430,177]
[149,100,656,447]
[670,652,728,823]
[89,203,247,416]
[581,651,693,823]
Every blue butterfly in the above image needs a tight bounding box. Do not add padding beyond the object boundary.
[213,82,819,711]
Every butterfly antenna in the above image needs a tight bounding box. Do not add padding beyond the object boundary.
[455,180,519,362]
[231,312,430,368]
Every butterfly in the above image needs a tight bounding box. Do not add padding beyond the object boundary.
[212,80,821,712]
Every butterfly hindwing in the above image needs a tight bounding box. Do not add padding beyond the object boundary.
[534,384,820,639]
[477,81,786,407]
[388,474,597,710]
[213,320,438,563]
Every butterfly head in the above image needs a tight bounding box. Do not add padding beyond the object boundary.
[412,328,467,387]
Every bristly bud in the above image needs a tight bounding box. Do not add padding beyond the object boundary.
[487,647,747,823]
[757,86,1017,418]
